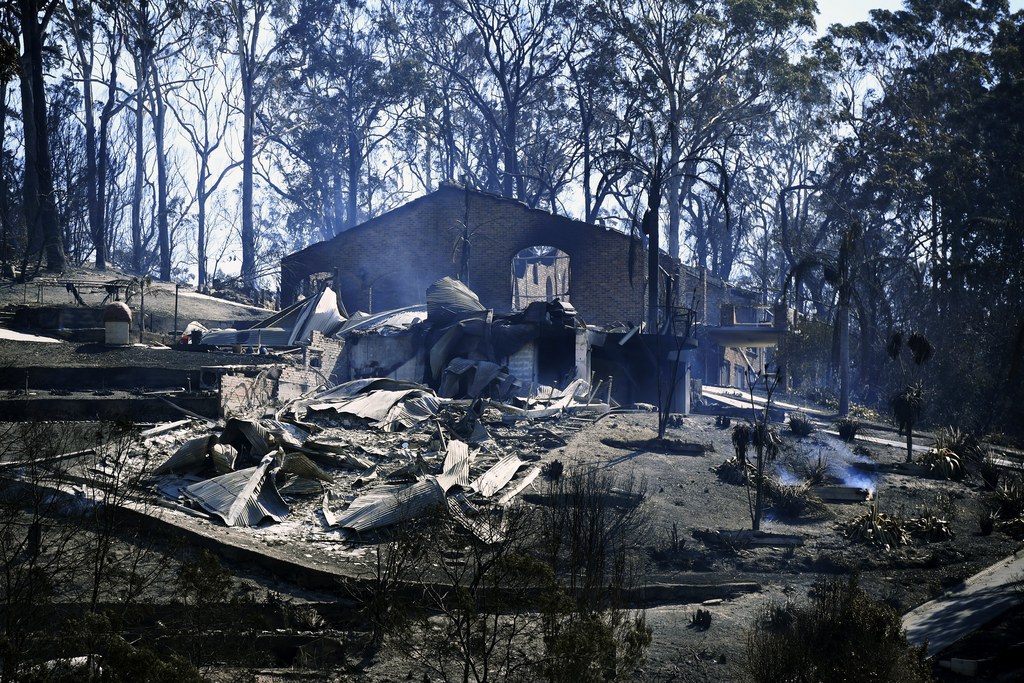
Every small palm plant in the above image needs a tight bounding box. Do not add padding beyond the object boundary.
[887,331,932,462]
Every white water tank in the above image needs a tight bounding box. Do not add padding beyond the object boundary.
[103,302,132,345]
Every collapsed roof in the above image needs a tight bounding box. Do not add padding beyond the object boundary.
[202,287,346,347]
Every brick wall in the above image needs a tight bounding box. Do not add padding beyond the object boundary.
[281,185,679,328]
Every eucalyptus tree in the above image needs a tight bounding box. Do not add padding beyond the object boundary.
[271,0,419,238]
[120,0,195,280]
[47,76,89,264]
[599,0,817,261]
[10,0,66,273]
[395,0,581,204]
[60,0,131,270]
[169,49,239,289]
[0,21,20,275]
[384,0,497,192]
[562,11,631,222]
[189,0,287,290]
[822,0,1023,430]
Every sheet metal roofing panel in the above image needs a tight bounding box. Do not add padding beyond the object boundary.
[426,277,486,322]
[202,287,344,348]
[495,465,541,505]
[333,476,446,532]
[312,377,430,400]
[471,454,524,497]
[437,439,471,491]
[202,327,292,348]
[281,452,334,483]
[183,455,288,527]
[336,305,427,335]
[221,418,277,459]
[447,493,507,545]
[307,388,427,422]
[378,395,442,432]
[153,436,209,475]
[290,286,346,344]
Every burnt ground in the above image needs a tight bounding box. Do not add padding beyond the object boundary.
[509,412,1020,683]
[0,266,273,325]
[0,337,285,373]
[1,405,1021,682]
[80,411,1024,682]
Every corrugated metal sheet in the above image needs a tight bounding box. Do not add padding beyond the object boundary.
[436,439,471,491]
[447,493,506,544]
[221,418,276,460]
[378,395,442,432]
[471,455,524,497]
[336,305,427,335]
[153,436,208,475]
[203,287,345,347]
[183,454,288,527]
[209,443,238,474]
[289,286,346,344]
[311,378,429,400]
[307,389,428,422]
[495,465,541,504]
[332,476,446,532]
[281,452,334,483]
[426,277,486,323]
[202,327,292,348]
[267,420,309,449]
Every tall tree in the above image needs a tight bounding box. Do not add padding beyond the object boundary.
[601,0,816,260]
[222,0,281,290]
[273,0,418,235]
[169,52,238,289]
[61,0,129,270]
[399,0,579,203]
[13,0,66,273]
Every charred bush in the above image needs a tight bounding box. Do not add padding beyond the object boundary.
[744,576,932,683]
[980,510,995,536]
[690,608,712,630]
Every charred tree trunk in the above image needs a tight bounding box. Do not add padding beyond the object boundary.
[196,169,207,289]
[837,296,850,416]
[150,68,170,281]
[234,2,259,292]
[643,166,664,332]
[18,0,66,273]
[130,95,144,273]
[346,123,359,230]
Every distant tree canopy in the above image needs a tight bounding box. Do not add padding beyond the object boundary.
[1,0,1022,434]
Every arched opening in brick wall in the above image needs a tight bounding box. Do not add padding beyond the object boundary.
[511,246,569,311]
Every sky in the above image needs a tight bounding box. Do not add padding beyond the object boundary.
[816,0,1024,34]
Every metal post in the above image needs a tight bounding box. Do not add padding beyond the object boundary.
[174,283,179,338]
[139,285,145,343]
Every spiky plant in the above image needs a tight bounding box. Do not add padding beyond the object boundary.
[934,426,984,464]
[918,447,965,480]
[789,412,814,437]
[835,417,860,442]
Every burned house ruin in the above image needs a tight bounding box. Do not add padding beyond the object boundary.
[279,184,787,408]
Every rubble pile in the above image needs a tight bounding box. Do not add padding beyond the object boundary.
[137,372,607,541]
